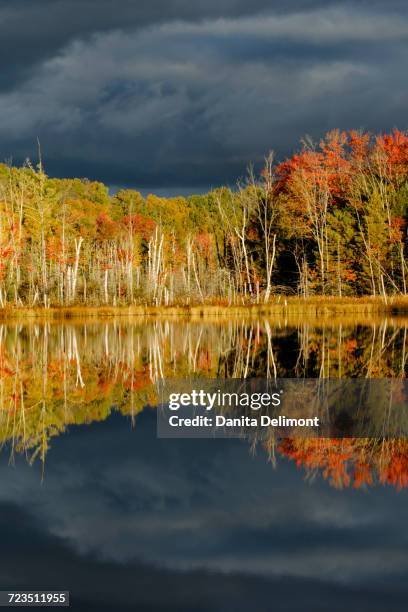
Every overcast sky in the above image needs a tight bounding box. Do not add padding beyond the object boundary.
[2,410,408,610]
[1,0,407,192]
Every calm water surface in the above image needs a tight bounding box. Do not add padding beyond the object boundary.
[1,317,408,611]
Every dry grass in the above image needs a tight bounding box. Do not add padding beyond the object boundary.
[2,296,408,322]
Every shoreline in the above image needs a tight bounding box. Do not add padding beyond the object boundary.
[2,297,408,320]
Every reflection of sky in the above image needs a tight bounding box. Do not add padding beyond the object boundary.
[1,410,408,611]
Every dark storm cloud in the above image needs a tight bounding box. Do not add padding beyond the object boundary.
[0,0,329,89]
[1,410,408,610]
[0,1,407,190]
[1,502,402,612]
[2,411,408,583]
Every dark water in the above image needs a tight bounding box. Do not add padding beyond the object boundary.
[1,318,408,611]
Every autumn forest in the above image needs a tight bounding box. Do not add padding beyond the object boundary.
[0,128,408,308]
[2,317,408,488]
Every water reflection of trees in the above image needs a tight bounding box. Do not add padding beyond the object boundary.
[279,438,408,490]
[1,317,408,487]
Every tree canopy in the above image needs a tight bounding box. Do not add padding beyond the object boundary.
[0,128,407,307]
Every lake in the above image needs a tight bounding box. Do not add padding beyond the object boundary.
[1,317,408,611]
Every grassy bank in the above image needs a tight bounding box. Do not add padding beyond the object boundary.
[2,296,408,321]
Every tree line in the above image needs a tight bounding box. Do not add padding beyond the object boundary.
[0,128,407,307]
